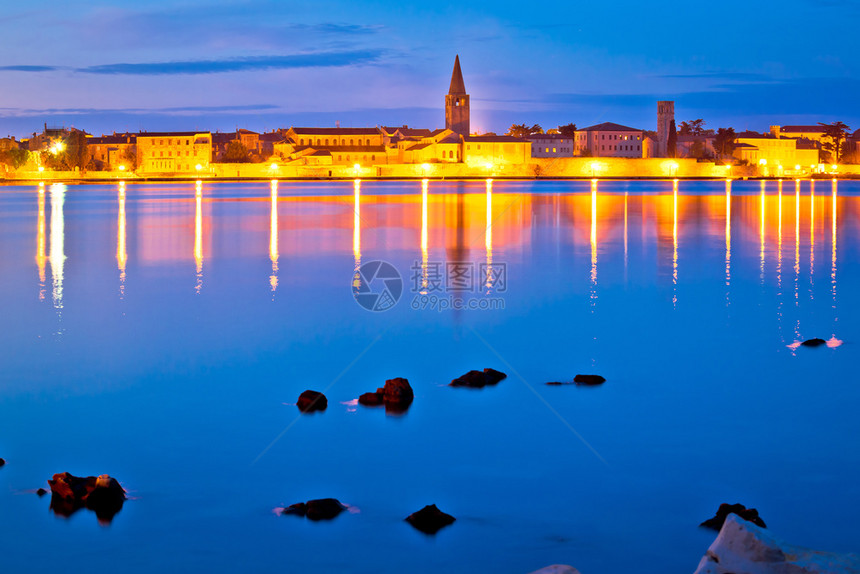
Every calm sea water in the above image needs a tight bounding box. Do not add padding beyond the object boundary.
[1,179,858,573]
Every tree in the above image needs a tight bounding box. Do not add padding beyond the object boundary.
[557,123,577,137]
[0,148,29,169]
[818,121,850,163]
[713,127,737,159]
[121,144,138,171]
[64,130,89,172]
[678,119,706,136]
[506,123,543,138]
[667,120,677,158]
[224,140,250,163]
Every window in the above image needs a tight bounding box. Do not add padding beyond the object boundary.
[160,151,164,157]
[552,148,556,153]
[346,155,350,161]
[371,155,375,161]
[300,139,304,146]
[601,145,604,151]
[350,139,354,145]
[601,135,605,140]
[186,151,189,156]
[338,155,342,161]
[186,139,190,145]
[325,139,329,146]
[160,140,163,145]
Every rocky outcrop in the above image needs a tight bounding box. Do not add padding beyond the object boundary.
[573,374,606,385]
[404,504,455,534]
[801,338,827,347]
[450,368,507,388]
[297,390,327,413]
[694,514,860,574]
[0,457,5,467]
[282,498,346,521]
[358,378,414,413]
[701,503,766,530]
[527,566,582,574]
[48,472,126,523]
[36,488,48,497]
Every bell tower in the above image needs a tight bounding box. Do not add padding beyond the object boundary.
[657,101,675,157]
[445,55,470,136]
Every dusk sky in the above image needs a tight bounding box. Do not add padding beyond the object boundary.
[1,0,857,138]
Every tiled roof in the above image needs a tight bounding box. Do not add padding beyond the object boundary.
[579,122,641,132]
[87,134,135,144]
[137,131,209,137]
[290,127,380,135]
[780,125,826,133]
[449,55,466,95]
[465,135,528,143]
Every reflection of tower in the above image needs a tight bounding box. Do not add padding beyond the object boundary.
[657,101,675,157]
[445,55,470,136]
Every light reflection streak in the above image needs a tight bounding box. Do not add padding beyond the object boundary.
[269,180,279,293]
[49,183,66,311]
[759,180,766,283]
[590,179,597,309]
[36,185,47,301]
[777,180,783,290]
[725,179,731,305]
[421,179,429,294]
[623,190,628,282]
[810,180,815,293]
[353,179,361,271]
[672,179,678,307]
[117,182,127,297]
[794,179,800,342]
[831,179,837,337]
[195,181,203,294]
[485,179,493,291]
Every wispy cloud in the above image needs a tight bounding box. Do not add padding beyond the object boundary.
[656,72,774,81]
[0,50,385,76]
[0,104,280,116]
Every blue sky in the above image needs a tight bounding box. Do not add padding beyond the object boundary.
[1,0,857,137]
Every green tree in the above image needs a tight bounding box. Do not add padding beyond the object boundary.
[224,140,250,163]
[818,121,850,163]
[63,130,89,172]
[678,119,706,136]
[121,144,138,171]
[506,123,543,138]
[713,127,737,159]
[0,148,29,169]
[557,123,577,137]
[667,120,677,158]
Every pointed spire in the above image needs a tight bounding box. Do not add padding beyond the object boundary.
[448,55,466,95]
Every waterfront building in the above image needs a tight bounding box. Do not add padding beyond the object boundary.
[527,134,574,158]
[574,122,645,158]
[87,133,136,170]
[463,135,531,166]
[732,131,819,169]
[136,132,212,174]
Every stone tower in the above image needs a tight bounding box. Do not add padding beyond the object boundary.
[657,101,675,157]
[445,55,470,136]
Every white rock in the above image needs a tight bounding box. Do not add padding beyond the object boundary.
[694,514,860,574]
[528,566,581,574]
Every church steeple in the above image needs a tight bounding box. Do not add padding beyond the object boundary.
[449,55,466,95]
[445,55,470,136]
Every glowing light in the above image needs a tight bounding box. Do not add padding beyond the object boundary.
[195,164,203,171]
[795,164,801,171]
[49,184,66,311]
[353,179,361,269]
[36,186,47,301]
[270,163,279,171]
[672,179,678,306]
[759,159,767,166]
[590,179,597,308]
[485,178,493,291]
[50,141,65,155]
[269,180,279,292]
[421,163,431,171]
[662,160,679,176]
[831,164,838,171]
[484,162,494,170]
[38,166,45,172]
[353,163,361,172]
[117,182,127,295]
[588,161,605,177]
[194,181,203,294]
[118,165,126,172]
[420,179,428,293]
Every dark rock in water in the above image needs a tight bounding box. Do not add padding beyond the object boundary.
[297,390,327,413]
[801,338,827,347]
[0,458,5,467]
[700,503,766,530]
[574,374,606,385]
[450,368,508,388]
[48,472,126,523]
[405,504,456,534]
[546,381,573,386]
[382,377,414,406]
[358,391,384,406]
[36,488,48,497]
[284,498,346,521]
[283,502,307,517]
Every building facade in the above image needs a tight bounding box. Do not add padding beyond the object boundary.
[527,134,574,158]
[463,135,531,166]
[657,101,675,157]
[575,123,645,158]
[136,132,212,174]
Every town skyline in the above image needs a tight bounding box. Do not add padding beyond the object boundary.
[1,0,859,138]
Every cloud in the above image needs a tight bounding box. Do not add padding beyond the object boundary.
[0,65,61,72]
[0,50,385,76]
[656,72,774,82]
[0,104,280,116]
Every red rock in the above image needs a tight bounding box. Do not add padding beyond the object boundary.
[450,368,507,388]
[405,504,456,534]
[358,391,384,406]
[297,390,327,413]
[573,374,605,385]
[382,377,413,406]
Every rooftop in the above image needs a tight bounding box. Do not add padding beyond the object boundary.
[448,55,466,95]
[290,127,380,135]
[580,122,641,132]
